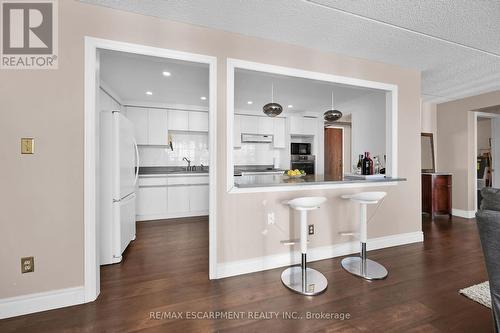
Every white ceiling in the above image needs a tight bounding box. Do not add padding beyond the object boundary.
[235,69,378,117]
[100,50,209,107]
[100,49,375,114]
[82,0,500,104]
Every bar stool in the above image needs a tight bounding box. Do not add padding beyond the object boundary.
[340,192,388,280]
[281,196,328,296]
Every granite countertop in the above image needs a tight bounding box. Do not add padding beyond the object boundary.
[138,166,209,176]
[234,174,406,188]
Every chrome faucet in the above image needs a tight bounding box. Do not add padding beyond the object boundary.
[183,157,192,171]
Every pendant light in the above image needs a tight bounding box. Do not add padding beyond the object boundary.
[324,91,342,122]
[263,83,283,117]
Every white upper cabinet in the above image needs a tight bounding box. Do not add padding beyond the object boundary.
[127,107,208,145]
[234,114,286,148]
[168,110,208,132]
[259,117,274,135]
[239,114,274,135]
[290,116,318,136]
[168,110,189,131]
[273,117,286,148]
[148,109,168,145]
[126,107,148,145]
[127,107,168,145]
[240,115,260,134]
[188,111,209,132]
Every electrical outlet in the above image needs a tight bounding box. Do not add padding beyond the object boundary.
[308,224,315,235]
[267,212,275,225]
[21,138,34,154]
[21,257,34,273]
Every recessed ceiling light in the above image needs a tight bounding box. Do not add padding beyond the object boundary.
[247,101,253,105]
[146,91,153,96]
[200,96,207,100]
[162,71,171,77]
[288,105,293,108]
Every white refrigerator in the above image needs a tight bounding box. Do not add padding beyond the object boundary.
[100,110,139,265]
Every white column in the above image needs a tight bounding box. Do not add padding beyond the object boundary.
[300,210,308,254]
[359,203,367,243]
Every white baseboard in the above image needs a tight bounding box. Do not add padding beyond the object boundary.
[136,211,209,221]
[452,209,476,219]
[0,286,85,319]
[216,231,424,279]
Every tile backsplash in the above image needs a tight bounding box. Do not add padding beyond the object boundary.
[139,132,209,166]
[233,143,281,167]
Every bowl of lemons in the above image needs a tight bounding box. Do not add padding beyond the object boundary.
[284,169,306,178]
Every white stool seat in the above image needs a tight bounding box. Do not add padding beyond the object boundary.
[286,196,327,210]
[281,196,328,296]
[341,192,386,204]
[340,191,388,280]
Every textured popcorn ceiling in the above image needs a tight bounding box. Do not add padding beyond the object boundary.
[81,0,500,104]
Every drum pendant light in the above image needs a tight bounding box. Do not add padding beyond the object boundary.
[263,83,283,117]
[324,91,342,122]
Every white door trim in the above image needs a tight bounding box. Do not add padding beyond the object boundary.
[225,58,398,193]
[84,37,218,302]
[474,111,500,212]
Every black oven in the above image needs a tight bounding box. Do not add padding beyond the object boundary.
[291,143,311,155]
[290,155,315,175]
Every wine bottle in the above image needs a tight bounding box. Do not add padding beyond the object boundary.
[373,156,380,174]
[356,154,363,174]
[362,152,369,175]
[362,152,374,175]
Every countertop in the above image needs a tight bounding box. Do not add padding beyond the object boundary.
[234,165,285,176]
[234,174,406,188]
[138,166,208,176]
[421,172,452,176]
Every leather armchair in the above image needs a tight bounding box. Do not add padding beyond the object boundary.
[476,187,500,332]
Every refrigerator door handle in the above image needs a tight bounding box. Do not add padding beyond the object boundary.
[133,138,140,186]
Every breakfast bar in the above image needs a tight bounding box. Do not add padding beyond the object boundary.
[234,174,406,188]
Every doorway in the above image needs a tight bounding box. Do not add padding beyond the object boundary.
[84,38,217,302]
[324,127,344,180]
[474,111,500,211]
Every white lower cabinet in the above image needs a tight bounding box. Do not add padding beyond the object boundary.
[167,186,190,214]
[137,175,209,221]
[136,186,167,217]
[189,185,209,212]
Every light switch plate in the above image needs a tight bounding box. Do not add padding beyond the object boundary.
[21,138,34,154]
[21,256,34,273]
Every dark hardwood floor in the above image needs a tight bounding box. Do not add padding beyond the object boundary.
[0,215,493,332]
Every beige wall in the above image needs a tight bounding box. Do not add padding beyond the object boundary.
[421,101,437,168]
[437,90,500,211]
[0,1,421,299]
[477,118,492,152]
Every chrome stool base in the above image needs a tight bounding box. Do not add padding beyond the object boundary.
[341,257,388,280]
[281,266,328,296]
